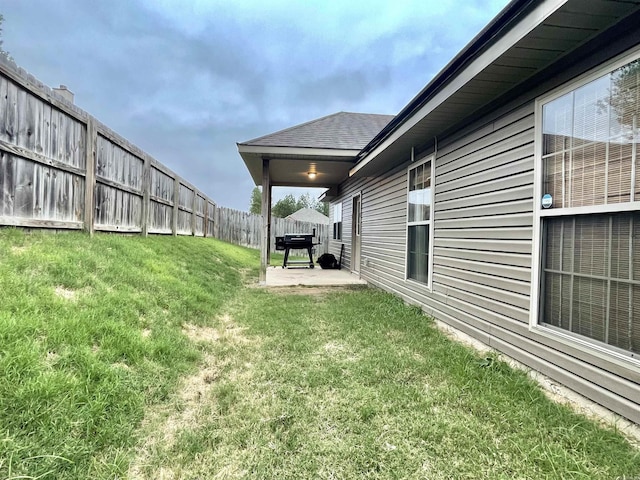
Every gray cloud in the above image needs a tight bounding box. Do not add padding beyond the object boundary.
[1,0,508,210]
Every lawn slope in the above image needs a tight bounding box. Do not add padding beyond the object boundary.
[0,230,256,479]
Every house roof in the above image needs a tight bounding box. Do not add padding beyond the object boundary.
[242,112,394,150]
[351,0,640,177]
[237,112,393,188]
[286,208,330,225]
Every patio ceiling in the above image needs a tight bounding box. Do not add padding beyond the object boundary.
[237,145,359,188]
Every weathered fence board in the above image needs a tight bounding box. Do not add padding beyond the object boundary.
[176,183,195,235]
[207,201,215,237]
[94,183,143,231]
[148,201,173,234]
[195,194,206,236]
[0,56,329,256]
[96,135,143,191]
[0,152,84,225]
[94,134,145,231]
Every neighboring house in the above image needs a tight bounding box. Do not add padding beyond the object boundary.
[286,208,330,225]
[239,0,640,424]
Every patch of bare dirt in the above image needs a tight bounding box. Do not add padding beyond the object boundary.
[54,286,77,301]
[265,286,346,297]
[129,314,256,479]
[10,245,29,255]
[182,314,254,347]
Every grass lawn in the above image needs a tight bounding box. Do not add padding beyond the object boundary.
[1,230,639,479]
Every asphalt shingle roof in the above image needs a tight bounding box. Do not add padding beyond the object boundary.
[241,112,395,150]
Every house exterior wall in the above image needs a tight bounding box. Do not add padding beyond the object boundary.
[329,28,640,423]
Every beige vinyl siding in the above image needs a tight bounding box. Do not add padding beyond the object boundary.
[331,94,640,423]
[323,7,640,424]
[429,105,535,327]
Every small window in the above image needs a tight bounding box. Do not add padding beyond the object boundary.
[406,157,433,286]
[332,202,343,240]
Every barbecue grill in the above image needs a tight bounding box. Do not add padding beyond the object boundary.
[275,231,316,268]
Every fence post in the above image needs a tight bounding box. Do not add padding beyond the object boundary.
[213,203,218,238]
[203,198,208,238]
[172,177,179,236]
[83,117,96,235]
[192,190,197,236]
[141,154,150,236]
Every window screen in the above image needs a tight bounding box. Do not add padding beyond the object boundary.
[539,56,640,355]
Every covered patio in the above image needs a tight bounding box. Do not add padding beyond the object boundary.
[237,111,393,284]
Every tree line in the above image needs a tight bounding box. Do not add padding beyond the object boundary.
[249,187,329,218]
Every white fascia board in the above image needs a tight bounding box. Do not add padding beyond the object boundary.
[349,0,567,177]
[238,144,359,158]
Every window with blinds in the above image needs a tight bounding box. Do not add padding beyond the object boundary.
[407,157,433,286]
[542,58,640,208]
[332,202,342,240]
[542,213,640,353]
[538,55,640,355]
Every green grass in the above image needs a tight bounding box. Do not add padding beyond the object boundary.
[1,229,639,479]
[137,287,640,479]
[0,229,256,479]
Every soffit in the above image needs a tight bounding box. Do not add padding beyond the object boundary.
[351,0,640,177]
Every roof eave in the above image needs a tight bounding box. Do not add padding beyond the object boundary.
[350,0,557,177]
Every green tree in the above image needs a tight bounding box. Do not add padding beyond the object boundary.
[315,200,329,216]
[249,187,262,214]
[272,194,298,218]
[0,14,12,62]
[250,188,329,217]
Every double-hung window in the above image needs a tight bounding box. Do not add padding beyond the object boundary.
[332,202,343,240]
[535,52,640,358]
[406,156,433,286]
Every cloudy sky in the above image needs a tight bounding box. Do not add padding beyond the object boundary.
[1,0,509,211]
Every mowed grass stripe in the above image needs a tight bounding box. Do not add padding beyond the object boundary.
[138,288,640,479]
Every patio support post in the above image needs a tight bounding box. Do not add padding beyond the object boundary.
[260,158,272,284]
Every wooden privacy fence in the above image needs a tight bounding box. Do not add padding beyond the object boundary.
[214,206,329,255]
[0,56,216,236]
[0,57,328,252]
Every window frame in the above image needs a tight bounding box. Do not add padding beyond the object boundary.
[530,46,640,368]
[404,154,435,289]
[332,201,343,241]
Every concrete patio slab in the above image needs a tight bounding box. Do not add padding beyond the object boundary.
[264,266,367,287]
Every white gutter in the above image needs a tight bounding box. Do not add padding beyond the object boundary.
[238,144,360,158]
